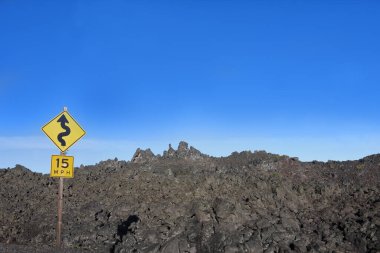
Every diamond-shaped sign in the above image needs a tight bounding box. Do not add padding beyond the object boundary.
[42,111,86,152]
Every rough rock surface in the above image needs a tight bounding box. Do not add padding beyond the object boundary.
[0,142,379,253]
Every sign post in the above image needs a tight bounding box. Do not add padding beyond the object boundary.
[42,107,85,248]
[57,156,64,248]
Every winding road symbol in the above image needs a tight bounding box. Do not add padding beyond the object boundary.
[42,110,85,152]
[57,114,71,146]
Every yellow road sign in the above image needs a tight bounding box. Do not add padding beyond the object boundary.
[42,111,86,152]
[51,155,74,178]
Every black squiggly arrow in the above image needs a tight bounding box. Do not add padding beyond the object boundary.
[57,114,71,146]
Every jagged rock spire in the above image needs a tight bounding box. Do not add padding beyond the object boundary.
[131,141,206,163]
[131,148,156,163]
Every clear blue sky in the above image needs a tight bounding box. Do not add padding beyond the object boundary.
[1,1,379,173]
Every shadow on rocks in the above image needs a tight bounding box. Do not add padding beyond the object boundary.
[110,215,140,253]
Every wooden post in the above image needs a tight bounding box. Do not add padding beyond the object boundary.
[57,171,64,247]
[57,106,67,248]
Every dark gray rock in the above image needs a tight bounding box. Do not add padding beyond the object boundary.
[132,148,156,163]
[0,142,379,253]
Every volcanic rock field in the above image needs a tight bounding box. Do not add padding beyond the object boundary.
[0,141,379,253]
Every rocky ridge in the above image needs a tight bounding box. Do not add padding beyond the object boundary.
[0,141,379,253]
